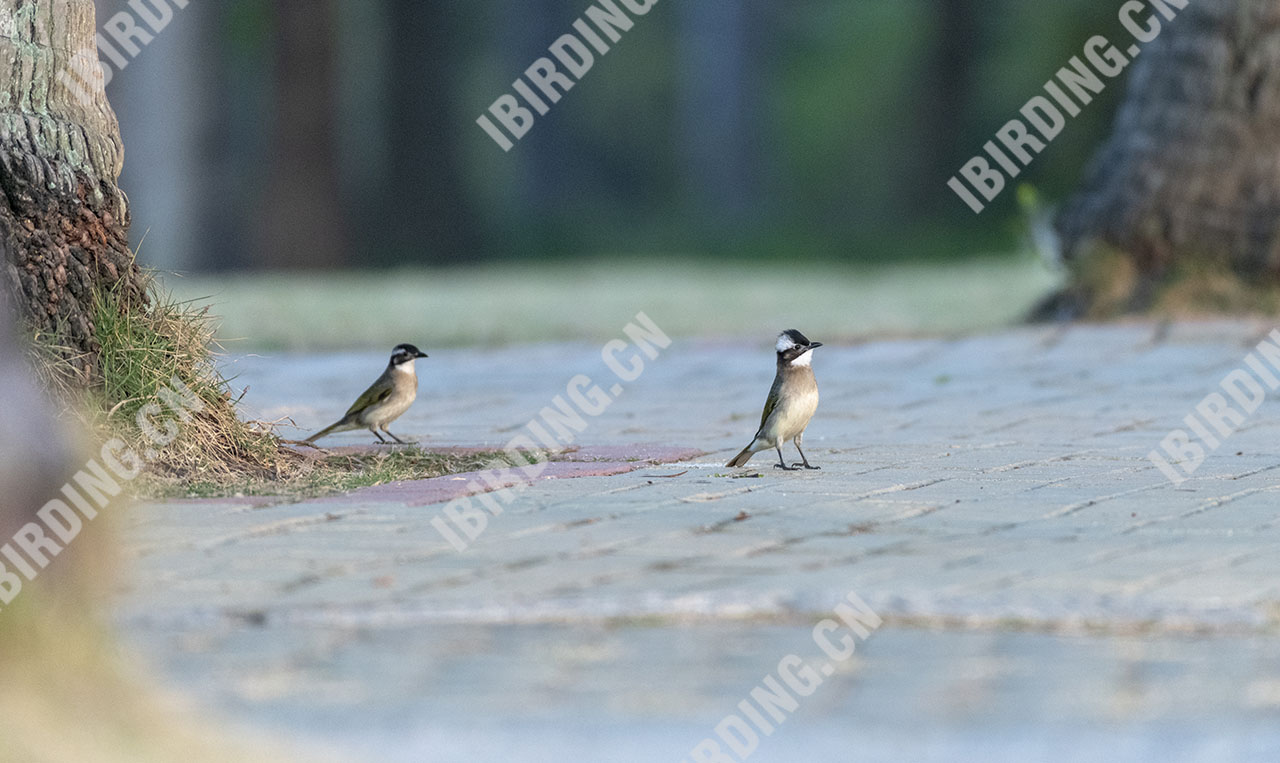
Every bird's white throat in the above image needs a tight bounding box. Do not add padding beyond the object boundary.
[394,359,417,375]
[790,350,814,368]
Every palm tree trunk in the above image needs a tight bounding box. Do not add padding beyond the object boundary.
[0,0,146,380]
[1056,0,1280,299]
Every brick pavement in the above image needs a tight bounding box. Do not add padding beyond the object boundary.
[115,322,1280,761]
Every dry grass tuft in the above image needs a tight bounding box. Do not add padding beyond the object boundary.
[1034,244,1280,321]
[28,270,544,499]
[1152,258,1280,317]
[143,446,543,500]
[30,271,296,489]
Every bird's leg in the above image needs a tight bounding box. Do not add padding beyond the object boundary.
[371,428,388,444]
[774,445,798,471]
[793,439,821,470]
[384,427,408,445]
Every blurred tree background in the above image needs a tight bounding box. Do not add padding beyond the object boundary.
[96,0,1136,272]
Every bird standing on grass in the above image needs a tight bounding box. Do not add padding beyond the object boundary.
[727,330,823,470]
[305,344,428,445]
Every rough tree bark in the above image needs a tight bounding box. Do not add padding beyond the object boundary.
[1056,0,1280,298]
[0,0,146,379]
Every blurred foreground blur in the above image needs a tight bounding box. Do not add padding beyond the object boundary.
[0,290,304,762]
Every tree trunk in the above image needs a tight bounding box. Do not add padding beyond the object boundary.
[916,0,979,217]
[258,0,347,269]
[0,0,145,380]
[1056,0,1280,298]
[384,0,481,264]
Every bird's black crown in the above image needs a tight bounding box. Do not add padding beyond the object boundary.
[391,344,427,363]
[779,329,811,348]
[776,329,822,362]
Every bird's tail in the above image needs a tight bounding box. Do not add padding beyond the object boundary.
[304,419,352,444]
[726,445,756,468]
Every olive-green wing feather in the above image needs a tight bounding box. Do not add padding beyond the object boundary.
[756,375,784,434]
[345,376,394,418]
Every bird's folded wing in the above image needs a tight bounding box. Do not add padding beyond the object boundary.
[758,376,784,432]
[345,382,393,417]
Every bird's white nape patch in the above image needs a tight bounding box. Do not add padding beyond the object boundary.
[776,333,799,353]
[790,348,814,367]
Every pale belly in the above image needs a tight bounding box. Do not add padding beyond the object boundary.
[760,389,819,445]
[361,389,417,427]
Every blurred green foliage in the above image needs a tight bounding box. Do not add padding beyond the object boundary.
[449,0,1129,263]
[155,0,1138,269]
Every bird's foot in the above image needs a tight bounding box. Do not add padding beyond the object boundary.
[774,463,799,471]
[793,463,821,470]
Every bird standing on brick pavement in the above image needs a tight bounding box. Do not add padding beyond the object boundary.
[306,344,428,445]
[727,330,822,470]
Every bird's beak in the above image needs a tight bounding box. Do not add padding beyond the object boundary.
[417,352,429,359]
[808,342,824,350]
